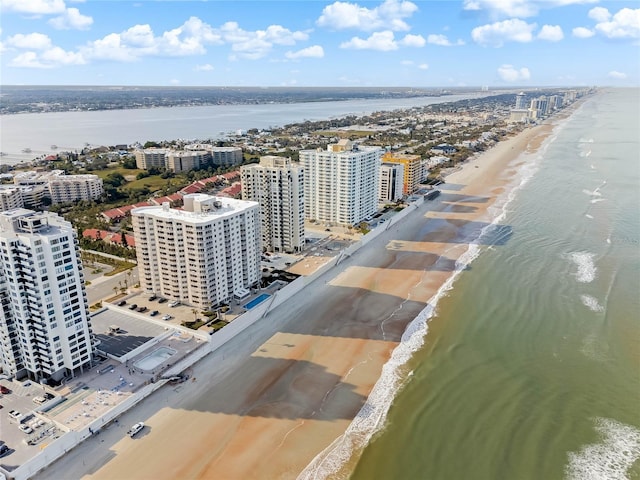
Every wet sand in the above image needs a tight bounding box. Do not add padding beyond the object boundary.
[36,123,554,480]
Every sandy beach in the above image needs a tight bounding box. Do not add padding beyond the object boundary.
[36,121,557,480]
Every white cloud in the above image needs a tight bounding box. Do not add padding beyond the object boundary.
[161,16,222,56]
[401,34,425,47]
[340,31,423,50]
[219,21,308,59]
[608,70,627,79]
[340,31,398,51]
[400,60,428,69]
[40,46,85,65]
[588,7,610,23]
[48,7,93,30]
[194,63,214,71]
[538,24,564,41]
[285,45,324,59]
[592,7,640,40]
[497,64,531,82]
[463,0,598,18]
[427,34,464,46]
[1,0,66,14]
[83,17,225,61]
[121,24,155,48]
[472,19,536,46]
[317,0,418,32]
[7,33,52,50]
[572,27,595,38]
[9,51,50,68]
[9,46,85,68]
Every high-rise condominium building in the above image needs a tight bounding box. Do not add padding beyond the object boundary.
[299,140,382,226]
[0,209,94,382]
[381,152,422,195]
[515,92,527,109]
[241,156,305,253]
[131,194,261,309]
[379,162,404,202]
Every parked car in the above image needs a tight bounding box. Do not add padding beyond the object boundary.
[0,385,10,394]
[128,304,138,310]
[161,314,172,321]
[127,422,145,438]
[149,310,159,317]
[32,396,47,405]
[137,306,147,313]
[0,444,10,458]
[8,410,21,420]
[168,300,180,307]
[157,298,167,304]
[149,295,157,301]
[18,424,33,434]
[117,300,126,307]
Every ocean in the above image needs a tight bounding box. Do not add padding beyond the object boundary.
[339,88,639,479]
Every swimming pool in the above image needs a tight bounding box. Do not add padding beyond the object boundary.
[134,346,177,371]
[243,293,271,310]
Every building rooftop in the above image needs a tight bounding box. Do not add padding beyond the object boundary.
[132,193,258,224]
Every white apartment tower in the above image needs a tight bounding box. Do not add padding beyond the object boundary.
[132,194,261,309]
[0,209,94,382]
[515,92,527,109]
[241,156,305,253]
[379,162,404,202]
[299,140,382,226]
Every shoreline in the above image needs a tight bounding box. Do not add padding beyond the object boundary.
[35,115,568,480]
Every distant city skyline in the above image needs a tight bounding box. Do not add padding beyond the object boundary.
[1,0,638,87]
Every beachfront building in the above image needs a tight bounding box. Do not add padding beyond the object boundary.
[13,170,103,205]
[131,194,261,309]
[0,209,94,382]
[515,92,528,109]
[240,156,305,253]
[379,162,404,202]
[381,152,422,194]
[300,140,382,226]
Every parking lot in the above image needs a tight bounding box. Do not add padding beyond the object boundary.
[0,380,60,468]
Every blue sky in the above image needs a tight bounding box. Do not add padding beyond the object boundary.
[1,0,638,87]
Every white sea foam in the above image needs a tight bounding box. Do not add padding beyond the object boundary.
[585,214,594,219]
[297,129,553,480]
[580,294,604,312]
[591,198,606,204]
[566,418,640,480]
[568,252,597,283]
[583,189,602,197]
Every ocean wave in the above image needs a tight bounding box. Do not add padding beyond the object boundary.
[567,252,597,283]
[297,129,553,480]
[566,418,640,480]
[580,294,604,312]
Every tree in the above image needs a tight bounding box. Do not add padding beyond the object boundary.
[121,232,128,247]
